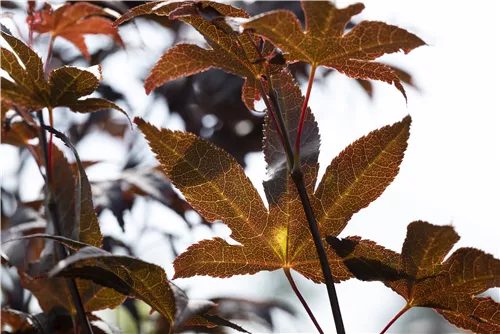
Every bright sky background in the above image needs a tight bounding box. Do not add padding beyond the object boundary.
[1,0,499,333]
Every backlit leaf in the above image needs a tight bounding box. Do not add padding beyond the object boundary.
[312,115,411,237]
[115,1,269,110]
[1,32,47,110]
[328,221,500,333]
[1,32,126,119]
[30,2,123,60]
[48,65,102,103]
[243,1,425,99]
[136,71,411,283]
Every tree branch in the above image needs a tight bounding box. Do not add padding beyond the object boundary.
[291,170,345,334]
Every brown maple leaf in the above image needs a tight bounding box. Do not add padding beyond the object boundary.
[29,2,123,60]
[135,69,411,283]
[1,32,127,118]
[328,221,500,333]
[242,1,425,100]
[115,1,270,111]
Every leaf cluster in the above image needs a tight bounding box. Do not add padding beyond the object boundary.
[1,1,498,334]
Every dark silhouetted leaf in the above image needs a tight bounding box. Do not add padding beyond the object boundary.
[328,221,500,333]
[29,2,123,60]
[15,139,125,314]
[92,166,197,231]
[243,1,425,99]
[209,297,295,330]
[1,205,46,271]
[136,69,411,283]
[311,115,411,237]
[11,235,218,331]
[0,307,119,334]
[5,234,186,328]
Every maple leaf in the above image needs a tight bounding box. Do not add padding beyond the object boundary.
[328,221,500,333]
[135,69,411,283]
[115,1,270,110]
[0,32,127,118]
[242,1,425,99]
[29,2,123,60]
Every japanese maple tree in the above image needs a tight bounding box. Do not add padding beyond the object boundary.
[1,1,498,334]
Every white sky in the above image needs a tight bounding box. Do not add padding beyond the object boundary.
[1,0,499,333]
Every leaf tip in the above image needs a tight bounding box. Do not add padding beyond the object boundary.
[402,114,412,125]
[395,80,408,103]
[351,2,366,12]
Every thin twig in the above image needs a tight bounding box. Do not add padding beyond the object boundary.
[284,268,324,334]
[37,111,93,334]
[291,170,345,334]
[380,304,411,334]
